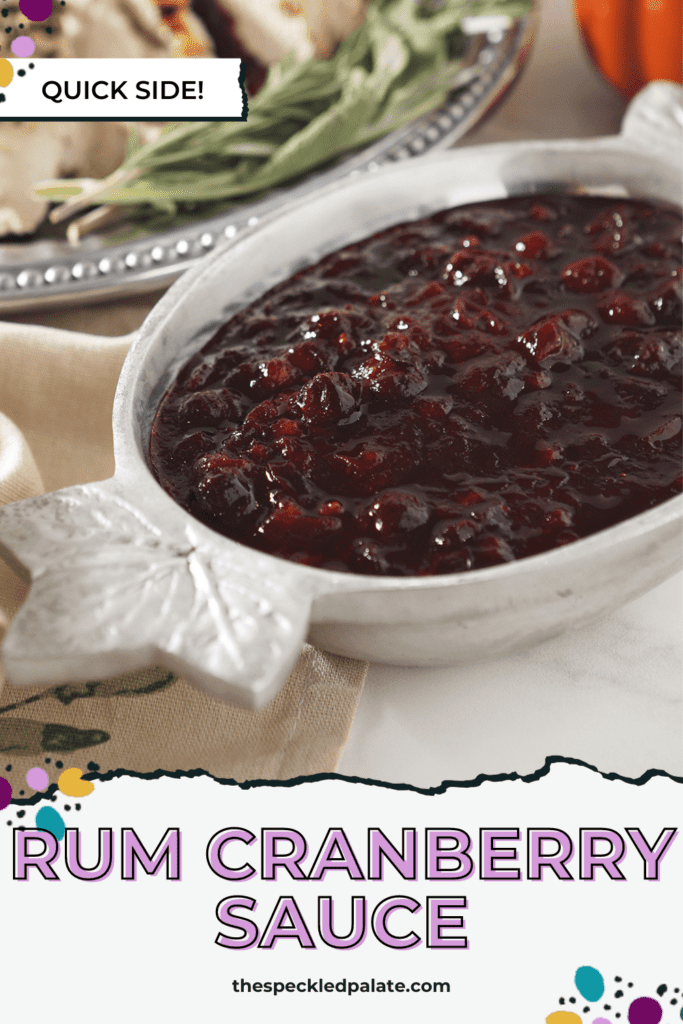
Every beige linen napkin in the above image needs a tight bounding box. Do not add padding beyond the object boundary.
[0,320,367,787]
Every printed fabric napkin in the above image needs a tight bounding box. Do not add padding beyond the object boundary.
[0,319,367,789]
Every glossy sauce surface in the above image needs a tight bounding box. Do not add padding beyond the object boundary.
[150,196,682,575]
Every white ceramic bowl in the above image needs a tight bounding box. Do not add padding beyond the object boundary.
[1,82,681,709]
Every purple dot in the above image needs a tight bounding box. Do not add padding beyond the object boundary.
[11,35,35,56]
[0,777,12,810]
[18,0,52,20]
[628,998,662,1024]
[26,767,49,790]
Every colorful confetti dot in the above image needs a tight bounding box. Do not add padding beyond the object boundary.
[58,767,94,798]
[26,767,49,790]
[0,57,12,87]
[11,35,35,56]
[628,998,662,1024]
[0,777,12,809]
[18,0,52,20]
[593,1019,612,1024]
[576,968,606,1002]
[35,805,65,840]
[547,1014,582,1024]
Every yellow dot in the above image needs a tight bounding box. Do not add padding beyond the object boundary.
[0,59,13,88]
[546,1013,583,1024]
[58,767,95,798]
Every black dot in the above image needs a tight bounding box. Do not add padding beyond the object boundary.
[44,25,52,32]
[55,761,63,769]
[658,986,668,997]
[16,810,25,818]
[604,1006,611,1011]
[45,758,51,764]
[583,1009,589,1014]
[672,1000,678,1006]
[87,762,99,772]
[19,790,24,795]
[675,989,680,994]
[75,803,81,811]
[615,977,622,983]
[615,991,624,999]
[51,795,57,802]
[627,983,633,989]
[5,765,11,771]
[29,62,34,67]
[0,94,5,102]
[64,805,71,811]
[569,998,576,1004]
[559,999,565,1005]
[4,28,10,33]
[616,1015,621,1020]
[18,68,25,75]
[6,821,11,826]
[18,21,23,26]
[0,9,7,15]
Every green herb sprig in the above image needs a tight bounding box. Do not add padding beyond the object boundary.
[36,0,530,232]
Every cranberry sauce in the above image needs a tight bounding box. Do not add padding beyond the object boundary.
[150,195,682,576]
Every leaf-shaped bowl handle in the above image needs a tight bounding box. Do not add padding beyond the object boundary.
[0,478,314,710]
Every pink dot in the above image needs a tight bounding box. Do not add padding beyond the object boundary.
[26,766,49,790]
[11,36,36,57]
[0,777,12,810]
[593,1019,612,1024]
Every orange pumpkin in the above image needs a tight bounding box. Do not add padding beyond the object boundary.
[574,0,683,98]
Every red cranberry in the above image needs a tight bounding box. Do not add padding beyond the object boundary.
[528,203,557,222]
[170,430,214,465]
[607,330,682,376]
[195,459,261,518]
[177,388,246,428]
[443,250,501,287]
[368,490,430,537]
[432,517,480,548]
[296,371,362,427]
[649,271,682,325]
[561,256,624,292]
[515,231,553,257]
[597,290,656,327]
[287,339,337,373]
[257,499,343,547]
[516,312,586,365]
[472,536,515,566]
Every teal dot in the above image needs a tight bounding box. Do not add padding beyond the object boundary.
[575,966,605,1002]
[36,805,65,840]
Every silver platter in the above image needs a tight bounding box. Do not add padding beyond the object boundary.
[0,5,537,313]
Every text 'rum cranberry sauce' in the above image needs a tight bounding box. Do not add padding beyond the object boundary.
[150,195,682,576]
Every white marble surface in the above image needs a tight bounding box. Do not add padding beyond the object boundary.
[337,0,683,785]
